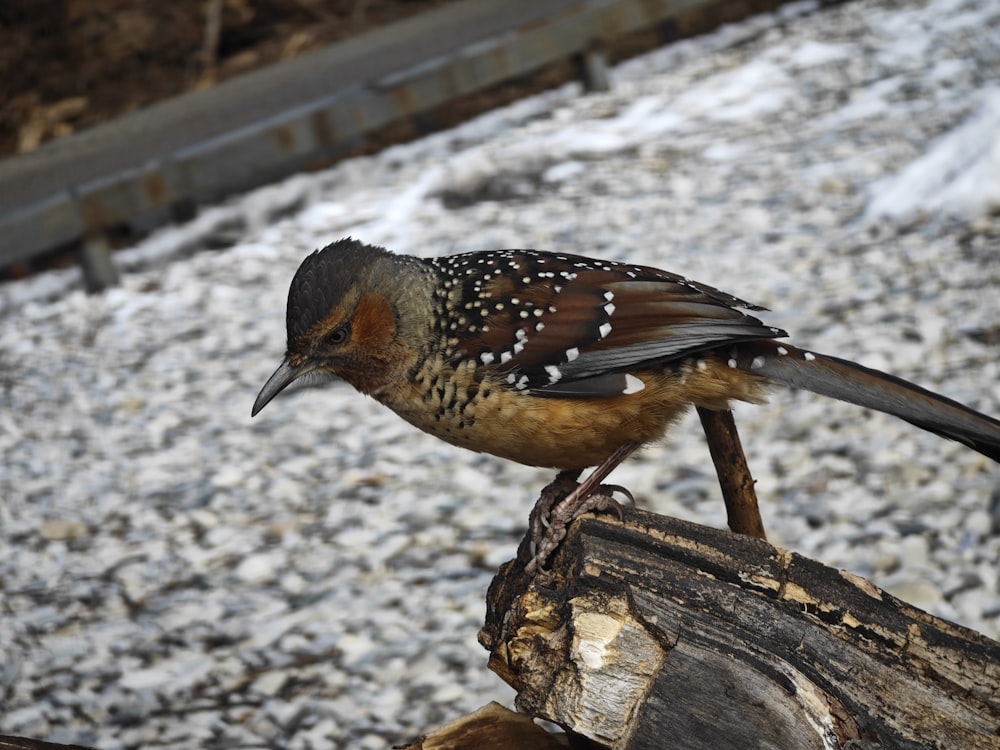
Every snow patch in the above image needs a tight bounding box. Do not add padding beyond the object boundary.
[867,88,1000,222]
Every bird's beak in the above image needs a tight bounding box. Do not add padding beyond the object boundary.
[252,358,310,417]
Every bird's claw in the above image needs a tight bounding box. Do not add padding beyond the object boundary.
[526,478,634,575]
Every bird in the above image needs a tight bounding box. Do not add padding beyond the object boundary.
[253,238,1000,568]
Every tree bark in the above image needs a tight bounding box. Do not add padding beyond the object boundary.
[480,509,1000,749]
[396,702,570,749]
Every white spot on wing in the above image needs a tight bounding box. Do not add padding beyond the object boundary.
[566,347,580,362]
[623,374,645,394]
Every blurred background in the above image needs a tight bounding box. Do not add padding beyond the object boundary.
[1,0,998,748]
[1,0,453,157]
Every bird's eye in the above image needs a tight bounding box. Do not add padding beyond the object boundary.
[326,326,348,346]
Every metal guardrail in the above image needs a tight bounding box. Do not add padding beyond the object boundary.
[0,0,770,289]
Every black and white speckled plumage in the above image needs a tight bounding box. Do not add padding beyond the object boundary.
[424,248,786,397]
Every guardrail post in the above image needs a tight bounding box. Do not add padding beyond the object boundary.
[78,235,120,293]
[576,47,611,92]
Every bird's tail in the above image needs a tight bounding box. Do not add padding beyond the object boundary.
[732,340,1000,462]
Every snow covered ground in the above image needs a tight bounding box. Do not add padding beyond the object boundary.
[2,0,999,747]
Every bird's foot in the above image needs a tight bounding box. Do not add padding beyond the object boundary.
[528,470,581,533]
[524,442,640,576]
[526,477,633,576]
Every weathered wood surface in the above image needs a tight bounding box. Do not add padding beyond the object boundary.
[480,509,1000,750]
[397,702,570,749]
[0,737,96,750]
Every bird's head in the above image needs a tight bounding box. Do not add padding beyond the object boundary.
[252,238,433,416]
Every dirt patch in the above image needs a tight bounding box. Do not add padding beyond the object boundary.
[0,0,456,158]
[0,0,793,161]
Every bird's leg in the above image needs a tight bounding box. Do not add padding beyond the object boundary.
[527,441,640,575]
[696,406,767,540]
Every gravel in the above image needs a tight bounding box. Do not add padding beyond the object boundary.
[2,0,999,747]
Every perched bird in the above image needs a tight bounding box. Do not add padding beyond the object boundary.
[253,238,1000,565]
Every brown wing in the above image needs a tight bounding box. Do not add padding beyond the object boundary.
[432,250,786,397]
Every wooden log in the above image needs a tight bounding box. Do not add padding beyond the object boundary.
[0,737,97,750]
[480,509,1000,750]
[396,702,569,749]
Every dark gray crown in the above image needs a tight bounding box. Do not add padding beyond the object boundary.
[286,238,392,342]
